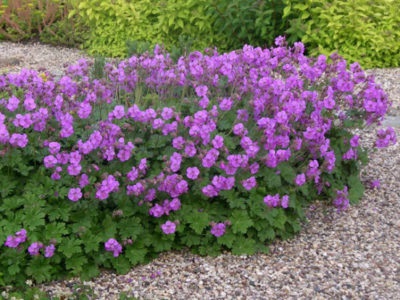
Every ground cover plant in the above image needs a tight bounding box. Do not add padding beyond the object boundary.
[0,37,396,287]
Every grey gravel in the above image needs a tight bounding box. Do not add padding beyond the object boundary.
[1,41,399,300]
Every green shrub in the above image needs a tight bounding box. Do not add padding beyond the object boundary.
[283,0,400,68]
[206,0,291,51]
[153,0,220,52]
[67,0,158,57]
[68,0,221,58]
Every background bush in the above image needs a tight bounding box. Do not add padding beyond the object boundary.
[206,0,290,51]
[2,0,399,68]
[283,0,400,68]
[0,0,84,47]
[68,0,222,58]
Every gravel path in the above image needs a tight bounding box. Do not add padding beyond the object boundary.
[1,41,399,299]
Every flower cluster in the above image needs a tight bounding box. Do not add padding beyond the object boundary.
[4,229,27,248]
[104,238,123,257]
[4,229,56,258]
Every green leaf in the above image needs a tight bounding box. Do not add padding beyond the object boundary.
[118,217,143,239]
[216,231,235,247]
[347,175,365,204]
[278,162,296,184]
[185,210,210,234]
[44,223,68,241]
[83,233,101,253]
[220,190,246,209]
[152,234,174,252]
[0,174,18,198]
[231,210,253,234]
[80,264,100,281]
[26,258,53,283]
[59,237,82,258]
[262,168,282,189]
[231,236,256,255]
[125,244,148,265]
[65,255,88,275]
[258,226,275,242]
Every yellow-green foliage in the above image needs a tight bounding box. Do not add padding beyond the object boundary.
[69,0,221,58]
[284,0,400,68]
[68,0,156,57]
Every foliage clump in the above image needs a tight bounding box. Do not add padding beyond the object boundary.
[0,0,84,47]
[0,38,396,287]
[283,0,400,68]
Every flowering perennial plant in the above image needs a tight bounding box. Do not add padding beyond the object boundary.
[0,38,396,286]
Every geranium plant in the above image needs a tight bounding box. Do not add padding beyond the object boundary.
[0,37,396,286]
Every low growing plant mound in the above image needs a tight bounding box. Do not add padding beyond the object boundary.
[0,37,396,286]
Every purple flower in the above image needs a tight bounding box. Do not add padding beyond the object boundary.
[67,163,82,176]
[68,188,82,202]
[295,174,306,186]
[195,85,208,97]
[44,244,56,258]
[127,167,139,182]
[172,136,185,149]
[212,175,235,191]
[149,204,164,218]
[212,135,224,149]
[28,242,44,256]
[161,221,176,234]
[104,238,123,257]
[44,155,58,169]
[138,158,148,172]
[350,135,360,147]
[184,142,197,157]
[69,151,82,165]
[4,229,27,248]
[13,113,33,128]
[233,123,248,136]
[211,223,226,237]
[48,142,61,154]
[370,179,380,189]
[186,167,200,180]
[281,195,289,208]
[275,111,288,124]
[342,148,357,160]
[333,186,349,212]
[145,188,156,202]
[219,98,233,111]
[169,198,181,211]
[202,148,219,168]
[202,184,219,197]
[9,133,28,148]
[79,174,90,188]
[170,152,182,172]
[242,176,257,190]
[112,105,125,119]
[6,95,19,111]
[249,162,259,175]
[127,182,145,196]
[24,96,36,111]
[161,107,174,120]
[264,194,280,208]
[117,142,134,162]
[78,102,92,119]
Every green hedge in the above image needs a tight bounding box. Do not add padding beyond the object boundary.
[283,0,400,68]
